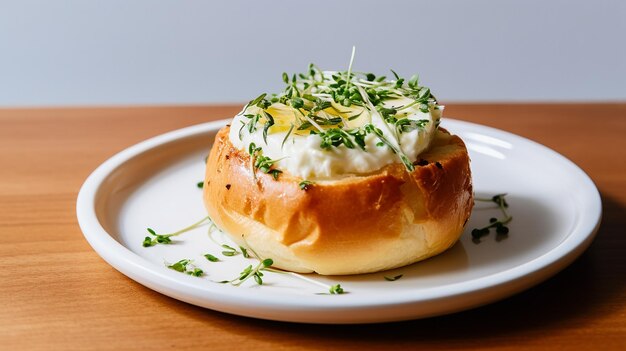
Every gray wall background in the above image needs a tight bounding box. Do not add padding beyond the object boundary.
[1,0,624,107]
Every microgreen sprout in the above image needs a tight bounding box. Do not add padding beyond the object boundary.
[219,241,272,286]
[263,270,347,295]
[154,224,349,294]
[221,244,241,257]
[329,284,345,294]
[471,194,513,242]
[281,124,294,149]
[316,128,356,150]
[166,259,204,277]
[347,110,364,121]
[221,258,274,286]
[384,274,403,281]
[243,114,261,135]
[248,142,283,181]
[395,118,429,134]
[142,216,211,247]
[236,49,439,173]
[239,246,250,258]
[245,93,270,110]
[224,239,349,294]
[204,254,219,262]
[262,111,275,144]
[364,124,414,171]
[299,180,314,191]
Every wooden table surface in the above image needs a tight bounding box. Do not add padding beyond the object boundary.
[1,103,624,350]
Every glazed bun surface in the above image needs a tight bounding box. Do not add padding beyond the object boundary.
[203,126,473,275]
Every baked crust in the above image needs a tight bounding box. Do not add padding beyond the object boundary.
[203,126,473,275]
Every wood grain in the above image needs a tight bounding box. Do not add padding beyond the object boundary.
[0,104,625,350]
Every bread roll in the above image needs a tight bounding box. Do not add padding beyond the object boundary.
[203,126,473,275]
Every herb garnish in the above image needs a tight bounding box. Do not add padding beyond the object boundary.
[364,124,415,171]
[316,128,357,150]
[245,93,271,110]
[262,111,275,144]
[281,124,294,149]
[167,259,204,277]
[241,114,261,139]
[299,180,314,191]
[235,48,440,173]
[248,142,282,180]
[471,194,512,242]
[226,238,348,294]
[142,216,211,247]
[204,253,219,262]
[395,118,429,134]
[384,274,403,281]
[221,244,241,257]
[329,284,345,294]
[221,258,274,286]
[144,219,348,294]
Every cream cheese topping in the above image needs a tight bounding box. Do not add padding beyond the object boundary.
[228,96,442,180]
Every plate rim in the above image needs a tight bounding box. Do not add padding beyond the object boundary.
[76,118,602,323]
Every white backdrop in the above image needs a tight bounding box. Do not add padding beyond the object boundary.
[1,0,624,107]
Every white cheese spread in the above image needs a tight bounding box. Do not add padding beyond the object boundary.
[227,69,442,180]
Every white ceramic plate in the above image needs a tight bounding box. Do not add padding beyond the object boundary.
[76,118,601,324]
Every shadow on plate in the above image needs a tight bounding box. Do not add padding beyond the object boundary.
[337,192,563,285]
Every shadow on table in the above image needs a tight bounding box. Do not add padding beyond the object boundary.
[162,192,625,347]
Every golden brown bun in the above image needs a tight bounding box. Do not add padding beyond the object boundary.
[203,126,473,275]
